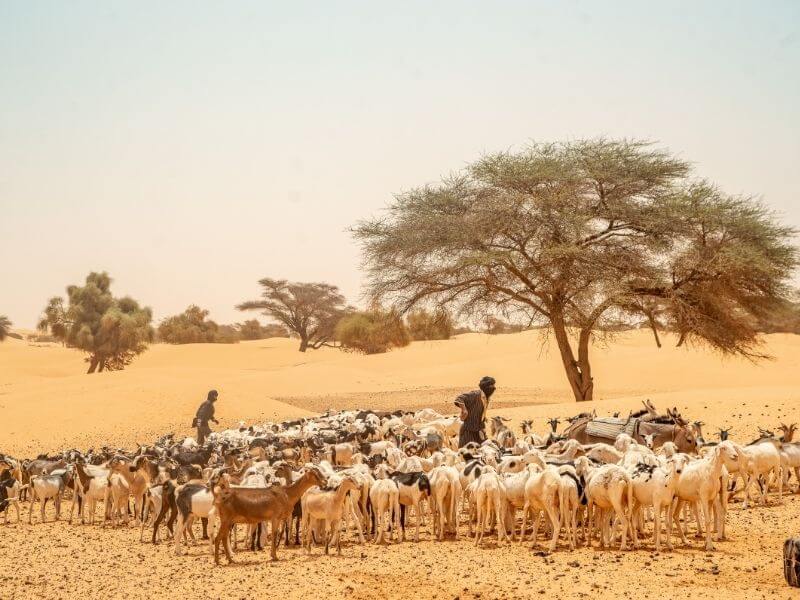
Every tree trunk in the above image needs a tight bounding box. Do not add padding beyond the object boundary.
[298,337,309,352]
[550,314,594,402]
[676,330,687,347]
[87,355,100,374]
[646,312,662,348]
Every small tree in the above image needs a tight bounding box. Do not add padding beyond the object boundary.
[336,309,410,354]
[37,296,69,345]
[37,272,154,373]
[237,278,349,352]
[406,308,455,340]
[354,139,798,402]
[0,315,11,341]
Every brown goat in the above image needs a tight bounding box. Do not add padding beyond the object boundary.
[212,467,325,563]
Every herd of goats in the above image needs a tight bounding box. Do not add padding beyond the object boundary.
[0,400,798,564]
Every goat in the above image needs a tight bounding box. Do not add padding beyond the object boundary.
[301,476,363,554]
[575,457,633,551]
[428,465,461,540]
[28,470,69,524]
[213,467,325,563]
[369,477,401,544]
[672,443,738,550]
[473,467,508,546]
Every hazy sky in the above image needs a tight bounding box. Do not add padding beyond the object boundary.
[1,1,798,328]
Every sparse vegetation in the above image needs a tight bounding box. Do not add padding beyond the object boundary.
[158,305,238,344]
[237,319,289,340]
[335,309,410,354]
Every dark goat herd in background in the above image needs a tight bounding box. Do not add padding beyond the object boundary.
[1,400,798,562]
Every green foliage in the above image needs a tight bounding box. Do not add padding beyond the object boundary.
[238,278,350,352]
[406,308,454,340]
[37,272,154,373]
[158,305,238,344]
[335,309,411,354]
[0,315,12,341]
[354,138,798,401]
[237,319,290,340]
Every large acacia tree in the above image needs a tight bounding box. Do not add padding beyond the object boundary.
[237,278,349,352]
[38,272,154,373]
[353,139,797,402]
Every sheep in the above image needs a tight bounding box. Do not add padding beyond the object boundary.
[301,476,363,554]
[473,467,508,546]
[671,442,738,550]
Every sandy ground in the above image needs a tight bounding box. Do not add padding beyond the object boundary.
[1,330,799,598]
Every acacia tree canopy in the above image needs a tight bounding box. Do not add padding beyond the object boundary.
[237,278,349,352]
[353,139,798,402]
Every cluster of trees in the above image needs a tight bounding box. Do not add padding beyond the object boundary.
[353,138,798,401]
[156,306,289,344]
[236,278,457,354]
[156,305,239,344]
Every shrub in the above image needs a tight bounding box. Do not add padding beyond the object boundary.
[158,305,239,344]
[335,310,410,354]
[237,319,290,340]
[406,308,454,340]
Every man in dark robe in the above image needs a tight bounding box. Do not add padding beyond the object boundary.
[193,389,219,444]
[454,376,496,447]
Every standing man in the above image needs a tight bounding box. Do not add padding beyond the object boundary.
[194,389,219,445]
[454,376,496,447]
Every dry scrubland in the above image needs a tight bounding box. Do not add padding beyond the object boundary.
[1,330,800,599]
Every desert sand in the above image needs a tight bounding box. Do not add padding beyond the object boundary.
[1,330,799,599]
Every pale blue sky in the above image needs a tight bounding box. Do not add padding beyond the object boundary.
[1,1,798,328]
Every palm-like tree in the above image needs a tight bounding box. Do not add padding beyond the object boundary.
[0,315,11,341]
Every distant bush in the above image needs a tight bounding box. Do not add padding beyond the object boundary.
[336,310,410,354]
[158,305,240,344]
[406,309,454,340]
[755,296,800,334]
[26,333,56,342]
[483,316,527,335]
[237,319,290,340]
[7,331,23,340]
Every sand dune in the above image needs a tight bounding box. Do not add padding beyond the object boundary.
[2,329,798,455]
